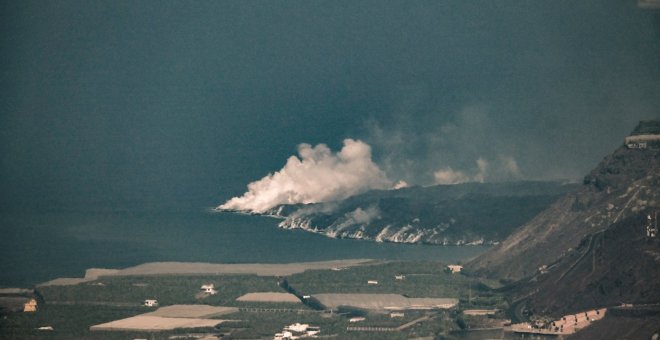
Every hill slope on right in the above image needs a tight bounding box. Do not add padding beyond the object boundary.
[467,120,660,312]
[467,120,660,338]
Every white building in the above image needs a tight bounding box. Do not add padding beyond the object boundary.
[276,323,320,339]
[274,330,294,339]
[143,299,158,307]
[447,265,463,273]
[349,316,366,323]
[285,323,309,332]
[367,280,378,285]
[395,275,406,280]
[23,299,38,312]
[625,134,660,149]
[200,283,218,295]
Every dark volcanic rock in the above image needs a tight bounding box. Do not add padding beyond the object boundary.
[267,181,575,245]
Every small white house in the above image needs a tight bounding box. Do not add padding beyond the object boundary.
[274,330,293,340]
[367,280,378,285]
[624,134,660,149]
[390,312,405,318]
[306,328,320,336]
[23,299,38,312]
[285,323,309,332]
[200,283,218,295]
[143,299,158,307]
[447,265,463,274]
[349,316,366,323]
[278,323,320,339]
[395,275,406,280]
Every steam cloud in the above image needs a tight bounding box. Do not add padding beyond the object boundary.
[368,104,533,185]
[335,206,381,230]
[219,139,391,213]
[433,167,471,185]
[433,156,520,185]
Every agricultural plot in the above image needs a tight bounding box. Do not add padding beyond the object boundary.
[145,304,238,318]
[220,310,348,339]
[90,304,240,332]
[90,315,225,331]
[38,274,287,308]
[236,292,301,303]
[312,293,458,310]
[288,262,485,296]
[286,261,506,310]
[0,304,147,339]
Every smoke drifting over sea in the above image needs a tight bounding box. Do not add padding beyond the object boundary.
[219,139,391,213]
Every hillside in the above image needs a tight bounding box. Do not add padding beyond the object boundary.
[258,181,575,245]
[512,211,660,316]
[467,121,660,281]
[510,209,660,339]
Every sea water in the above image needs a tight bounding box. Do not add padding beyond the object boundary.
[0,209,488,286]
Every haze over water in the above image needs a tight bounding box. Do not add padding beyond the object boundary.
[0,210,488,287]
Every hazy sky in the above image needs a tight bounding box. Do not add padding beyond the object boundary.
[1,1,659,210]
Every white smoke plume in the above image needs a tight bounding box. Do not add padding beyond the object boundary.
[336,206,381,229]
[433,167,471,185]
[473,158,489,183]
[433,156,520,185]
[433,158,488,185]
[392,180,409,189]
[219,139,391,213]
[500,155,521,178]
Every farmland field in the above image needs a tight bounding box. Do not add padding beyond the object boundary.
[2,261,508,339]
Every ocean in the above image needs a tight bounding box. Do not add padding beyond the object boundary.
[0,209,489,287]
